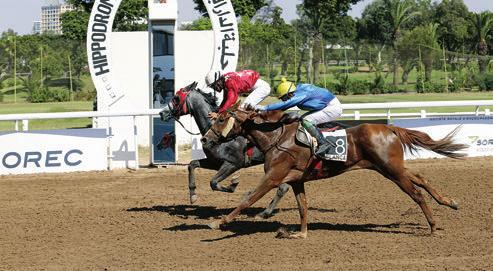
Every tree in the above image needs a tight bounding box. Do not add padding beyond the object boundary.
[386,0,421,86]
[61,9,90,41]
[297,0,362,83]
[468,11,493,73]
[433,0,469,62]
[397,23,439,82]
[64,0,148,36]
[193,0,267,18]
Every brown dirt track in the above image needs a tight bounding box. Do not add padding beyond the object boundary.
[0,157,492,271]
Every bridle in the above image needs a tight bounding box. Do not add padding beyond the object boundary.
[168,88,201,136]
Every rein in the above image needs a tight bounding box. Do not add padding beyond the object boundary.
[174,116,201,136]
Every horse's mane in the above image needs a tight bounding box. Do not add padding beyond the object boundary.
[195,88,219,112]
[255,110,291,123]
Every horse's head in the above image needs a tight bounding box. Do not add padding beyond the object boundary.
[201,104,286,149]
[201,103,250,148]
[159,81,198,122]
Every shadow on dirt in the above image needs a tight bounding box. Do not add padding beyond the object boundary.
[165,221,423,242]
[126,204,336,220]
[127,205,424,242]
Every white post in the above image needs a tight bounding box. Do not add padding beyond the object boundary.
[22,120,29,131]
[14,120,19,131]
[387,109,391,120]
[485,109,491,116]
[133,116,139,170]
[420,110,427,118]
[354,111,360,120]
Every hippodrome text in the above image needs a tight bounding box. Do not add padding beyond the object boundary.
[90,0,113,77]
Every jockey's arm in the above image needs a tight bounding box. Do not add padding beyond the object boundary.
[265,94,305,111]
[218,87,239,113]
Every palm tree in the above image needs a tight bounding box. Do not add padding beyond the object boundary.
[469,12,493,73]
[386,0,420,86]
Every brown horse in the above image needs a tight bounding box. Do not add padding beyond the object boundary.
[201,106,467,238]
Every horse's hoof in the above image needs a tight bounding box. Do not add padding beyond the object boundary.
[275,228,307,239]
[208,220,221,230]
[450,200,459,210]
[230,175,240,185]
[254,211,272,220]
[190,195,199,204]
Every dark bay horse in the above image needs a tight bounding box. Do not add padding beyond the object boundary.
[159,82,289,218]
[201,107,467,238]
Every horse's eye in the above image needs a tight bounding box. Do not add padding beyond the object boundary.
[218,118,224,124]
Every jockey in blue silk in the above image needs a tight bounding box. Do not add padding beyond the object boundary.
[258,78,343,158]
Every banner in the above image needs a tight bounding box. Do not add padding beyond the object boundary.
[204,0,239,73]
[0,129,108,175]
[392,115,493,159]
[87,0,124,108]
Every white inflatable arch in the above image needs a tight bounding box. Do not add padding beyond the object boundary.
[86,0,239,108]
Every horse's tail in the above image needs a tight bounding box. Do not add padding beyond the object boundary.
[388,125,467,159]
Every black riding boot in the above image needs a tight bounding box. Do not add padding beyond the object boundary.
[302,120,332,158]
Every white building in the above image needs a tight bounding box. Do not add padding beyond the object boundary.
[32,21,41,34]
[40,1,74,34]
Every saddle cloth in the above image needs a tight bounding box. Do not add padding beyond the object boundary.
[296,123,348,162]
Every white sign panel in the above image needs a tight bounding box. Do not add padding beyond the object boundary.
[0,129,108,175]
[392,115,493,160]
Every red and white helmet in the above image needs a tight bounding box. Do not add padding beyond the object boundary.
[205,70,222,86]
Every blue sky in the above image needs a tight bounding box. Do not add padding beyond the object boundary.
[0,0,492,35]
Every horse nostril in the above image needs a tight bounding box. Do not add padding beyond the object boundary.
[201,137,207,144]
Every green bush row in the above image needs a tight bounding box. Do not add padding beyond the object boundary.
[28,87,70,103]
[322,75,407,95]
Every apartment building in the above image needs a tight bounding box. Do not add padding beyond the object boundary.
[40,1,74,34]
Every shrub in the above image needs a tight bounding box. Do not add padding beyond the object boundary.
[323,74,370,95]
[475,73,493,91]
[29,87,70,103]
[348,79,370,95]
[73,88,96,101]
[0,91,3,102]
[416,79,446,93]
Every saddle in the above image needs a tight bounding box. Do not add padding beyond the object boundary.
[295,123,348,162]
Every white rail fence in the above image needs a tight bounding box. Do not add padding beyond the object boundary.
[0,100,492,169]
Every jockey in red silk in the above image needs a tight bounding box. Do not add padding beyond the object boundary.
[206,70,271,119]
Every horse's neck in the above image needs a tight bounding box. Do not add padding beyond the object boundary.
[188,92,213,135]
[246,123,291,153]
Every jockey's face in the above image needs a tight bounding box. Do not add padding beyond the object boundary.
[280,92,293,102]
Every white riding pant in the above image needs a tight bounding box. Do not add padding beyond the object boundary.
[303,98,343,125]
[241,79,271,108]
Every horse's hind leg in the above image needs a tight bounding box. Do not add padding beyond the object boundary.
[389,172,438,234]
[255,183,290,219]
[408,172,459,210]
[210,162,242,193]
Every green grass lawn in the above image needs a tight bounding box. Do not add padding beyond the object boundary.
[1,83,492,132]
[0,101,93,131]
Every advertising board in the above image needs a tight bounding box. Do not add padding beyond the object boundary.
[392,115,493,159]
[0,129,108,175]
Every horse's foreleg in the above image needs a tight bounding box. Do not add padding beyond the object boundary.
[210,162,241,193]
[408,172,459,210]
[209,177,276,229]
[277,182,308,239]
[188,158,220,204]
[255,183,290,219]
